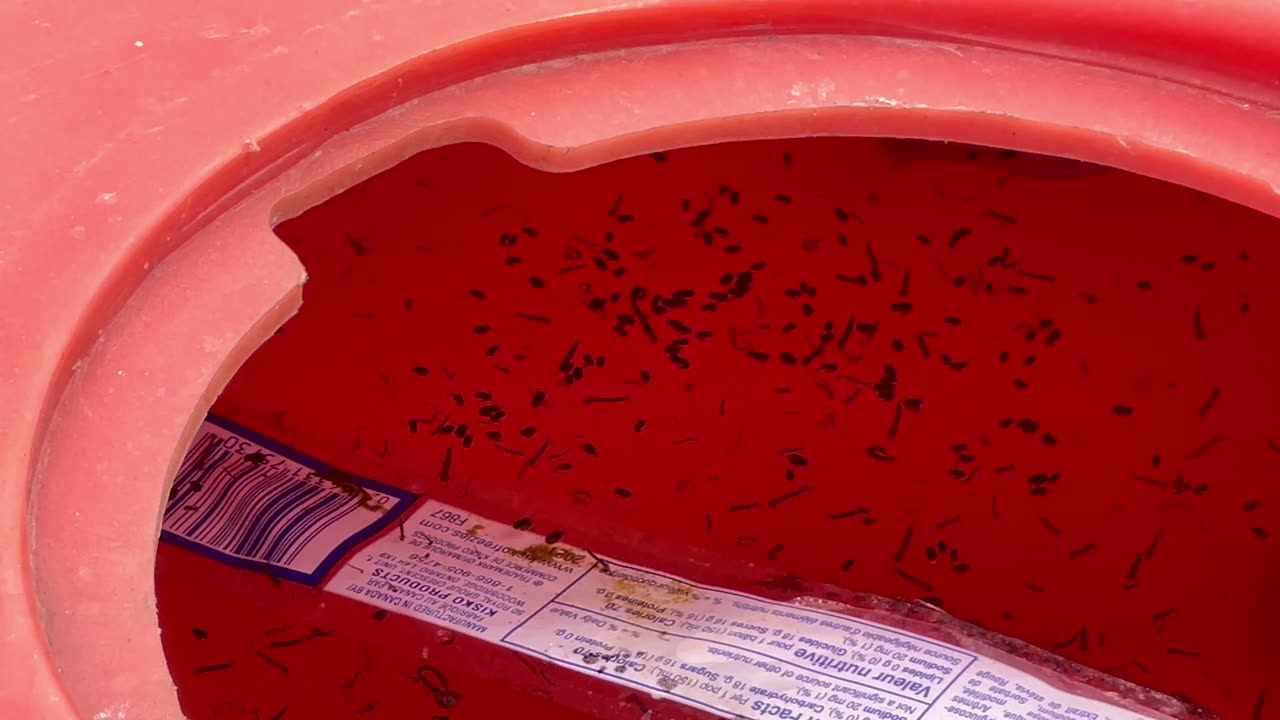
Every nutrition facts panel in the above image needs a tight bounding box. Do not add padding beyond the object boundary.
[328,500,1156,720]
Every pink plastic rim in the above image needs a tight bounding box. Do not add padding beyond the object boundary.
[8,6,1280,719]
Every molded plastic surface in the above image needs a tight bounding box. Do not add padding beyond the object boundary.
[5,3,1280,720]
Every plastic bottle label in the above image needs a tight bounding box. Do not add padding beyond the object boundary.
[160,417,417,585]
[329,499,1157,720]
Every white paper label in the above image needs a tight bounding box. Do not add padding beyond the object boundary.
[328,500,1155,720]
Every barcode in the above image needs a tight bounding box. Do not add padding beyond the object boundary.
[161,417,416,585]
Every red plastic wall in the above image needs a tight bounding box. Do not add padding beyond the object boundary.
[155,137,1278,719]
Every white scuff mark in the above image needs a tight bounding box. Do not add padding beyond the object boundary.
[70,225,86,240]
[867,95,905,107]
[97,192,117,205]
[199,25,231,39]
[786,79,838,106]
[202,334,229,352]
[241,24,271,38]
[1116,136,1133,153]
[243,137,261,153]
[139,95,190,114]
[816,79,836,102]
[72,144,112,177]
[92,704,130,720]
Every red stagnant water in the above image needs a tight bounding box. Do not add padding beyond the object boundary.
[155,137,1279,720]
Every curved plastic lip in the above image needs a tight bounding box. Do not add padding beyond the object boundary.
[8,6,1280,718]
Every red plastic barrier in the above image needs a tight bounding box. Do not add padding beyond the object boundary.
[5,4,1280,720]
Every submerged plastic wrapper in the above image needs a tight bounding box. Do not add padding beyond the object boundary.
[163,417,1206,720]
